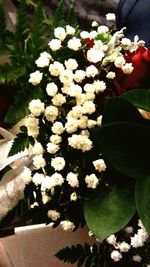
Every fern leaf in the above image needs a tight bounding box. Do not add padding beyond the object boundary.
[66,5,78,28]
[55,243,100,267]
[9,132,33,156]
[52,0,65,29]
[0,63,26,84]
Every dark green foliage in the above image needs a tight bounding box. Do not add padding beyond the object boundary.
[8,132,34,156]
[55,243,101,267]
[52,0,65,29]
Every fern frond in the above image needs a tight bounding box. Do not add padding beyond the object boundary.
[0,63,26,84]
[55,243,101,267]
[52,0,65,29]
[66,5,78,28]
[9,132,33,156]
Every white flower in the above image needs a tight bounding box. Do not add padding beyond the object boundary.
[31,142,44,155]
[118,241,130,252]
[46,82,58,96]
[114,56,126,68]
[74,70,86,83]
[41,175,55,190]
[65,118,78,133]
[32,173,45,186]
[20,167,32,184]
[47,142,60,154]
[47,210,60,221]
[68,84,82,97]
[54,27,66,41]
[76,93,86,105]
[130,234,144,248]
[25,116,39,138]
[42,194,51,204]
[85,173,99,189]
[44,106,59,122]
[97,25,109,34]
[51,121,64,135]
[29,70,43,85]
[87,119,97,128]
[121,38,132,50]
[86,65,98,77]
[82,101,96,114]
[48,38,62,51]
[70,192,78,201]
[125,226,134,234]
[33,154,46,169]
[28,99,45,117]
[122,63,134,74]
[66,25,76,35]
[93,159,106,172]
[87,48,104,63]
[80,31,89,39]
[111,250,122,262]
[78,116,88,129]
[59,69,74,85]
[85,92,95,101]
[133,255,142,262]
[106,71,116,79]
[93,80,106,93]
[68,134,92,152]
[50,135,62,144]
[84,83,95,93]
[49,61,64,76]
[51,172,64,186]
[51,157,65,171]
[67,37,82,51]
[60,220,75,230]
[106,235,116,245]
[65,58,78,70]
[92,21,99,27]
[66,172,79,187]
[89,30,98,39]
[35,52,51,67]
[52,93,66,106]
[106,13,116,21]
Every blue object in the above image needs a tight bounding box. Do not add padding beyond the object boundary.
[117,0,150,47]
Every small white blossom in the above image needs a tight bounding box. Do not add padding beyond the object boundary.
[51,121,64,135]
[80,31,89,39]
[76,93,86,105]
[67,105,83,119]
[59,69,74,85]
[106,71,116,79]
[131,234,145,248]
[74,70,86,83]
[25,116,39,138]
[48,39,62,51]
[66,25,76,35]
[82,101,96,114]
[84,83,95,93]
[60,220,75,231]
[106,235,116,245]
[92,21,99,27]
[65,58,78,70]
[70,192,78,201]
[33,154,46,169]
[47,210,60,221]
[121,38,132,50]
[47,142,60,154]
[31,142,44,155]
[44,106,59,122]
[85,173,99,189]
[133,255,142,262]
[93,80,106,93]
[66,172,79,187]
[93,159,106,172]
[86,65,98,77]
[68,84,82,97]
[118,241,130,252]
[106,13,116,21]
[87,48,104,63]
[29,70,43,85]
[78,116,88,129]
[42,194,50,204]
[114,56,126,68]
[65,118,78,133]
[49,61,64,76]
[67,37,82,51]
[85,92,95,101]
[111,250,122,262]
[46,82,58,96]
[51,172,64,186]
[50,135,62,144]
[125,226,134,234]
[122,63,134,74]
[89,30,98,39]
[87,119,97,128]
[20,167,32,184]
[29,99,44,117]
[51,157,65,171]
[35,55,50,68]
[32,173,45,186]
[68,134,93,152]
[97,25,109,34]
[54,27,66,41]
[52,93,66,106]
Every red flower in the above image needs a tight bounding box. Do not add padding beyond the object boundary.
[113,47,150,95]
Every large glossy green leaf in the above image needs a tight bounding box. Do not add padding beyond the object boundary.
[102,97,143,125]
[135,176,150,233]
[121,89,150,112]
[91,122,150,179]
[84,187,135,241]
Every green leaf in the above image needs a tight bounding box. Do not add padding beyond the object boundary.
[135,176,150,233]
[9,132,33,156]
[102,97,143,125]
[91,122,150,179]
[84,186,136,241]
[121,89,150,112]
[52,0,65,29]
